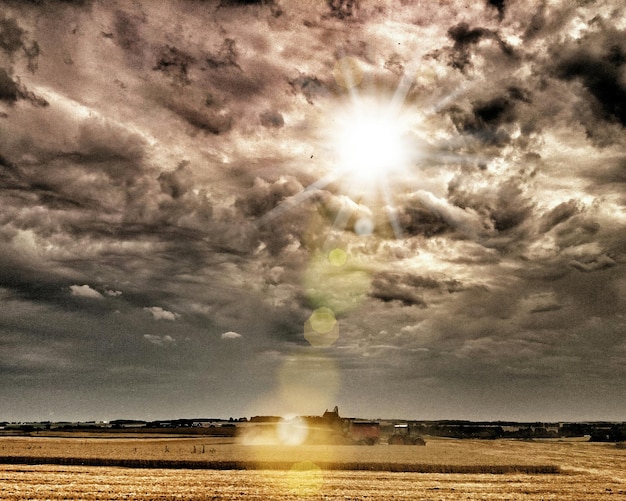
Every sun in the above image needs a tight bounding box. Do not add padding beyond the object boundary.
[331,97,416,194]
[257,62,432,229]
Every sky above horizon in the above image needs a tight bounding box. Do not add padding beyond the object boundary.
[0,0,625,423]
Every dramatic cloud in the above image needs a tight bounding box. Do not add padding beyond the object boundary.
[69,284,104,299]
[0,0,624,422]
[144,307,179,321]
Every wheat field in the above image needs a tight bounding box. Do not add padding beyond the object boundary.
[0,436,624,500]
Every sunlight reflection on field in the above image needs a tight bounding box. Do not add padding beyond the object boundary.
[0,437,624,499]
[1,464,625,500]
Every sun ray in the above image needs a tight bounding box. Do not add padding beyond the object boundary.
[381,180,404,240]
[422,82,473,117]
[388,57,422,115]
[323,198,354,253]
[257,172,338,226]
[257,55,484,243]
[421,151,491,166]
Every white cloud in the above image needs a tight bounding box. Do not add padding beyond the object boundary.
[69,284,103,299]
[411,190,489,240]
[144,334,175,346]
[143,306,179,321]
[221,331,243,340]
[105,289,123,297]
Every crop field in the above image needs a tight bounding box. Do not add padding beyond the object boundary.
[0,436,624,500]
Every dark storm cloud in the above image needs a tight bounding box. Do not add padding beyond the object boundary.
[166,98,234,134]
[446,22,516,71]
[259,109,284,128]
[472,95,516,127]
[448,23,492,48]
[157,161,193,199]
[0,14,39,73]
[486,0,506,20]
[112,9,145,57]
[0,257,69,304]
[0,16,25,55]
[0,68,47,106]
[442,87,534,151]
[153,45,196,85]
[218,0,276,7]
[522,0,581,42]
[76,119,146,161]
[217,0,284,20]
[54,0,93,4]
[370,271,446,304]
[0,68,20,102]
[398,201,452,237]
[205,38,240,70]
[1,125,147,220]
[553,31,626,127]
[289,74,328,104]
[369,273,427,307]
[149,33,282,122]
[0,0,625,422]
[569,253,616,272]
[448,99,512,147]
[540,199,581,232]
[448,177,534,235]
[236,176,303,218]
[0,0,91,7]
[325,0,359,20]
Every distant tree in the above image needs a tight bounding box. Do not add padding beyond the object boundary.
[611,425,626,442]
[561,423,591,437]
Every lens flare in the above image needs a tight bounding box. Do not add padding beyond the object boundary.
[304,307,339,347]
[303,253,370,315]
[277,353,340,413]
[309,307,336,333]
[328,247,348,266]
[354,216,374,236]
[333,56,363,89]
[285,461,324,496]
[277,415,309,445]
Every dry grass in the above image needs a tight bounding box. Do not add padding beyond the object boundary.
[0,436,624,499]
[0,435,552,461]
[0,464,625,500]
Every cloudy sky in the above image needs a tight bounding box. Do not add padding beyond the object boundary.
[0,0,624,423]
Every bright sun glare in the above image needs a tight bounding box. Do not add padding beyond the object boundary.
[333,99,414,192]
[259,60,427,231]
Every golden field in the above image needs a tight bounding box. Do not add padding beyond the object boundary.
[0,436,624,500]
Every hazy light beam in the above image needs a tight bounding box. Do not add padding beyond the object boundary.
[323,199,354,253]
[381,180,404,239]
[388,57,422,116]
[257,172,338,226]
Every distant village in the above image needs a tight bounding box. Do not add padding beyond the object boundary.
[2,407,625,444]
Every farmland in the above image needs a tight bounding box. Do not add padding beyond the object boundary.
[0,436,624,499]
